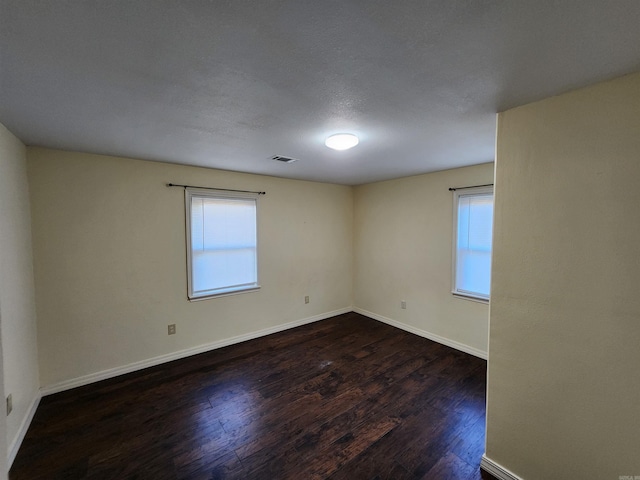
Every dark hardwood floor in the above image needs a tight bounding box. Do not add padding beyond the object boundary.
[10,312,496,480]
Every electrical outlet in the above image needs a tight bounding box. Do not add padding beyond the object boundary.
[305,295,310,304]
[6,394,12,416]
[401,300,407,309]
[168,324,176,335]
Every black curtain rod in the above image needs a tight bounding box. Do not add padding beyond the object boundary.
[448,183,493,192]
[167,183,266,195]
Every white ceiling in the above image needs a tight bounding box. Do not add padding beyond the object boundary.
[1,1,640,185]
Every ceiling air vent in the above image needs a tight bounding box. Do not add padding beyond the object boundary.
[271,155,299,164]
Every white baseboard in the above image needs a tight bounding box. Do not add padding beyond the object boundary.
[480,455,523,480]
[41,307,352,396]
[8,390,41,468]
[353,307,487,360]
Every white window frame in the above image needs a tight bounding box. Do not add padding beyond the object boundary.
[185,188,260,301]
[451,185,494,303]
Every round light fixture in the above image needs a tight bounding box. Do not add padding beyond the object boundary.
[325,133,359,151]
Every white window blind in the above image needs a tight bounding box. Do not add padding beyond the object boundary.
[186,189,259,300]
[453,187,494,301]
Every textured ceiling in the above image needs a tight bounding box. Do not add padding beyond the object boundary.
[1,1,640,185]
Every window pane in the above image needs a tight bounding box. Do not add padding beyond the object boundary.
[189,194,258,298]
[192,248,257,292]
[454,191,493,299]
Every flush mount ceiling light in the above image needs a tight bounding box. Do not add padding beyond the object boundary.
[325,133,359,151]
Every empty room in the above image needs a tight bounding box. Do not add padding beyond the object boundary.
[1,2,640,479]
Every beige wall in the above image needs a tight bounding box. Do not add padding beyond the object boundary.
[0,334,6,479]
[28,149,353,388]
[0,123,40,469]
[486,72,640,478]
[353,163,494,357]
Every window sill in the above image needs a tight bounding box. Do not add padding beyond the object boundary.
[452,292,489,304]
[189,285,261,302]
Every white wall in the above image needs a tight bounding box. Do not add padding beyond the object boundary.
[353,163,494,357]
[0,123,40,471]
[486,72,640,478]
[27,148,353,389]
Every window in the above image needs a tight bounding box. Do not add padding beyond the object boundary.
[452,186,494,301]
[185,188,259,300]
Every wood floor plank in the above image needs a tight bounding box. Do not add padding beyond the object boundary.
[10,312,493,480]
[420,452,477,480]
